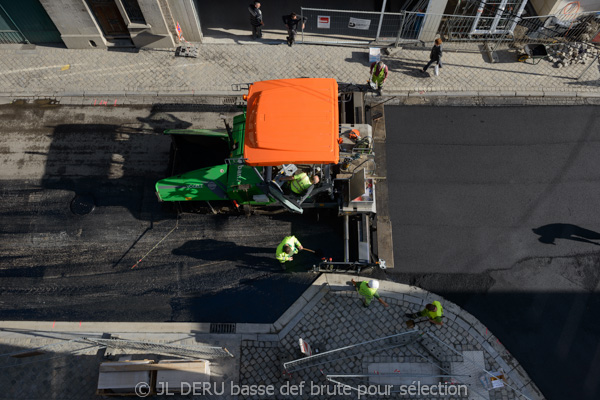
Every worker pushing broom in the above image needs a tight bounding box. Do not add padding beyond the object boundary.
[275,235,323,270]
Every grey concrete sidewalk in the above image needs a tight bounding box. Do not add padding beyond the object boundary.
[0,274,543,399]
[0,42,598,100]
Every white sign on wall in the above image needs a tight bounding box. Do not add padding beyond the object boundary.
[317,16,330,29]
[348,17,371,30]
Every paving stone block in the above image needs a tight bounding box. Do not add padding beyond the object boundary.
[467,326,486,345]
[506,365,532,390]
[236,323,272,334]
[277,311,305,340]
[157,90,195,97]
[546,91,578,97]
[454,317,471,332]
[479,340,499,359]
[494,356,513,375]
[403,294,424,305]
[519,382,545,400]
[578,91,600,98]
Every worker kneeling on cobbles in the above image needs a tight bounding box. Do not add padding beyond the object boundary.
[352,279,389,308]
[276,235,303,268]
[406,301,444,325]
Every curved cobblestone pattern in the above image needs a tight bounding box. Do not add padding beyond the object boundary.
[238,274,544,400]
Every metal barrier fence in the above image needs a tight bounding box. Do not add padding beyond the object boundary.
[82,338,234,359]
[300,8,404,44]
[492,11,600,51]
[300,6,600,60]
[299,7,526,49]
[402,11,524,52]
[485,11,600,79]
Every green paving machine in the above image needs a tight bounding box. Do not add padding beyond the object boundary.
[155,78,385,271]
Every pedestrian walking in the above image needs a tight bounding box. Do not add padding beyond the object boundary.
[406,301,444,325]
[275,235,303,267]
[422,38,443,75]
[248,1,264,39]
[351,279,389,308]
[282,12,307,47]
[369,61,388,94]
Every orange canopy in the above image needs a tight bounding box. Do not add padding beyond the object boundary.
[244,78,339,166]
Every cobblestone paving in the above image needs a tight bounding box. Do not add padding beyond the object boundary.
[239,341,282,398]
[0,42,598,97]
[238,289,530,399]
[0,281,541,400]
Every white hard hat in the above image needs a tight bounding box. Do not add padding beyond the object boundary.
[368,280,379,289]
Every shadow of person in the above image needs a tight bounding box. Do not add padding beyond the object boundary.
[532,224,600,245]
[172,239,275,268]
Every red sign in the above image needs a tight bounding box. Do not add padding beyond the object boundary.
[317,16,330,29]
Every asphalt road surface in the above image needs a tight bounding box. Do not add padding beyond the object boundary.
[384,105,600,400]
[2,100,599,400]
[0,102,343,323]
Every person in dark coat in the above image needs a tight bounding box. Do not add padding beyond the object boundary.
[282,12,307,47]
[422,38,443,74]
[248,2,264,39]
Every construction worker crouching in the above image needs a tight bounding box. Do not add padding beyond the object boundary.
[282,172,319,195]
[352,279,389,308]
[276,235,303,267]
[406,301,444,325]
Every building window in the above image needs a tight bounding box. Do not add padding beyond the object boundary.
[121,0,146,24]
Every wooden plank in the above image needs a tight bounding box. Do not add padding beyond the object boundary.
[100,361,208,373]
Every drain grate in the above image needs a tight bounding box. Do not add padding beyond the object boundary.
[210,323,236,334]
[222,97,238,105]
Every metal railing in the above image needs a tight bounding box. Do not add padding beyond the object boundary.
[0,5,27,44]
[418,332,534,400]
[308,331,536,400]
[283,330,421,373]
[82,338,234,359]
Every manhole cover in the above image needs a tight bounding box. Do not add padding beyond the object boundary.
[70,194,95,215]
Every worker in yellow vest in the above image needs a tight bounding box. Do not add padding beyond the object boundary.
[351,279,389,308]
[281,172,319,195]
[369,61,388,94]
[406,301,444,325]
[275,235,303,265]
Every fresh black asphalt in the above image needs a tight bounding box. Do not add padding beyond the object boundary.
[384,105,600,400]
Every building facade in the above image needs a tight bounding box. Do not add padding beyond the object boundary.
[0,0,596,49]
[0,0,203,49]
